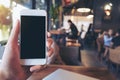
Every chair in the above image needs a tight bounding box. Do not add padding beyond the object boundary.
[59,46,81,66]
[108,47,120,75]
[66,32,81,47]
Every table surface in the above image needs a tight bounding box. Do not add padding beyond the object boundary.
[24,65,116,80]
[49,30,65,35]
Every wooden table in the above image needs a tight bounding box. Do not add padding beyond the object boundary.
[23,65,116,80]
[49,30,65,35]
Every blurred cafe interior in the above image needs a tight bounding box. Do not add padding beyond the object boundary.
[0,0,120,80]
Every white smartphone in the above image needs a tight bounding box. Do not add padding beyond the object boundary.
[20,9,47,65]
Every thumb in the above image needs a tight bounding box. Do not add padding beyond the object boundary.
[30,65,44,72]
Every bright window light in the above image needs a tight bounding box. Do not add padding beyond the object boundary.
[0,0,10,8]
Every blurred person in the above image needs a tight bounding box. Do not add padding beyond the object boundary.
[96,31,107,53]
[47,32,65,64]
[103,29,113,58]
[67,19,78,39]
[111,29,120,48]
[96,31,106,60]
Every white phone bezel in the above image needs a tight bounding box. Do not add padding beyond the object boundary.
[20,9,47,65]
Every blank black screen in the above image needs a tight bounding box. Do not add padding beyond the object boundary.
[20,16,45,59]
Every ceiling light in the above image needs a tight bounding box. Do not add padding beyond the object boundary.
[87,15,94,19]
[109,3,112,6]
[104,4,111,10]
[77,8,91,13]
[104,3,112,16]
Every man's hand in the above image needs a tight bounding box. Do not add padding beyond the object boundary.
[0,20,25,80]
[0,20,54,80]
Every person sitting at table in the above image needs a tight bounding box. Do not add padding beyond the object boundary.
[67,19,79,39]
[111,29,120,48]
[96,31,106,60]
[103,29,113,58]
[47,32,65,64]
[0,21,60,80]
